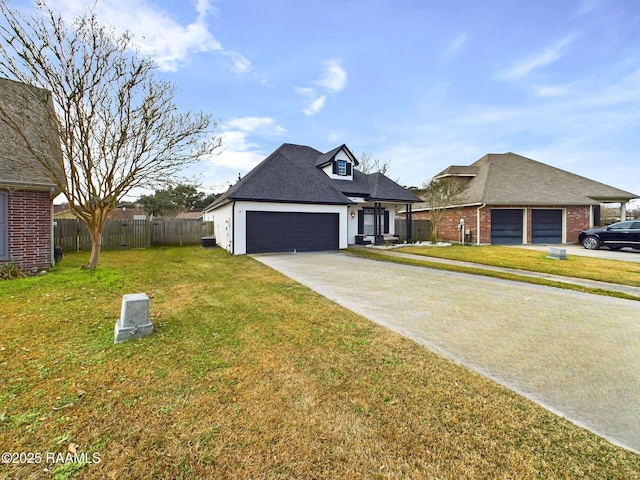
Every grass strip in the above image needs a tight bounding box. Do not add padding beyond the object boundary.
[346,248,640,301]
[394,244,640,287]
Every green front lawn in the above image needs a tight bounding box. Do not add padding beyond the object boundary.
[394,244,640,286]
[1,248,638,479]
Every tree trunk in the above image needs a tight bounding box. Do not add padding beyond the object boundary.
[86,223,104,270]
[429,216,440,242]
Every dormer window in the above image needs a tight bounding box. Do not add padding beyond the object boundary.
[318,145,357,179]
[332,159,351,177]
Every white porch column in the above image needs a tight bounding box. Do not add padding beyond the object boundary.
[620,202,627,221]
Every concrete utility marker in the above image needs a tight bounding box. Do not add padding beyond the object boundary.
[114,293,153,344]
[547,247,567,260]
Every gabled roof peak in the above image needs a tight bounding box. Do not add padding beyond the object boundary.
[435,165,479,178]
[474,152,538,164]
[315,144,359,168]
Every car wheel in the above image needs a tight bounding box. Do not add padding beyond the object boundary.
[582,236,600,250]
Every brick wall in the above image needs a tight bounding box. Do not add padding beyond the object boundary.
[412,204,591,244]
[2,189,53,271]
[412,206,480,243]
[565,205,591,244]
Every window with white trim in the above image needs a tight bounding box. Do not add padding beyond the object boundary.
[337,160,347,176]
[363,208,375,235]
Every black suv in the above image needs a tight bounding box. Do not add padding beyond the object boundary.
[578,220,640,250]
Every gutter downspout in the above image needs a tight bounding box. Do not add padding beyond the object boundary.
[50,187,56,267]
[231,201,235,255]
[476,203,487,246]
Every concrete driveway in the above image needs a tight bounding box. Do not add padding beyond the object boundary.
[253,252,640,453]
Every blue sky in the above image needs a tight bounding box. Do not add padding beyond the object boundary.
[18,0,640,202]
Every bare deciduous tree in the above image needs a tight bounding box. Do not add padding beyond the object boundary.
[356,152,391,175]
[0,1,220,269]
[420,177,465,242]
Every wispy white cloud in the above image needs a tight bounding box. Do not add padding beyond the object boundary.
[297,59,347,115]
[497,33,579,81]
[444,32,467,59]
[205,116,286,172]
[313,60,348,92]
[211,131,265,171]
[295,87,315,98]
[379,59,640,194]
[571,66,640,108]
[576,0,600,15]
[198,116,287,192]
[50,0,249,73]
[456,106,526,126]
[222,51,252,75]
[195,0,217,18]
[303,96,327,116]
[378,141,487,188]
[225,117,286,136]
[295,87,325,115]
[532,83,571,97]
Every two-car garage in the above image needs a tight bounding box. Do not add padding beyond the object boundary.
[246,211,339,254]
[491,208,563,245]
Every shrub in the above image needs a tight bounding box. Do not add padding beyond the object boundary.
[0,262,26,280]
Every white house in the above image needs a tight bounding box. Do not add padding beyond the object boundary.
[203,143,421,255]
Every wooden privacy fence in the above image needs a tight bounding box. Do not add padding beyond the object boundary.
[54,218,214,252]
[149,219,214,247]
[394,219,431,242]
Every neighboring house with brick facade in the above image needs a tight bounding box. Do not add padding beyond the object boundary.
[411,152,638,245]
[0,78,62,271]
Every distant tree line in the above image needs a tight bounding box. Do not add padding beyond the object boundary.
[134,184,220,217]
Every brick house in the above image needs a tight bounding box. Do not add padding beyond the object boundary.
[411,152,638,245]
[0,78,62,271]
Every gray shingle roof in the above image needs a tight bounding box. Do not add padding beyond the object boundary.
[419,152,638,208]
[207,143,421,210]
[366,172,422,202]
[315,144,348,168]
[0,77,62,191]
[435,165,479,177]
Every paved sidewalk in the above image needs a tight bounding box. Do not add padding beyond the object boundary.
[254,252,640,453]
[365,248,640,299]
[513,243,640,262]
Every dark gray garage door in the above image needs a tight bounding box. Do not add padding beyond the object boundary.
[491,209,524,245]
[246,211,339,254]
[532,209,563,244]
